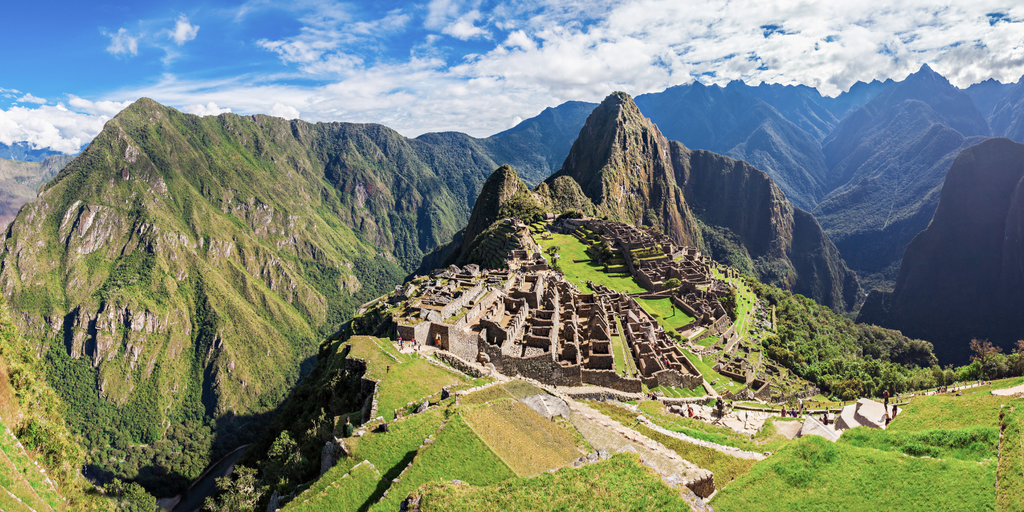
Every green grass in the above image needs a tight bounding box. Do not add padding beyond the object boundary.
[839,425,998,461]
[460,380,545,406]
[347,336,471,421]
[638,424,757,491]
[889,391,1020,433]
[371,413,515,511]
[610,317,637,378]
[536,233,645,294]
[287,461,381,512]
[0,417,61,512]
[414,453,694,511]
[632,401,790,452]
[634,297,696,332]
[650,385,705,398]
[998,404,1024,512]
[461,399,583,477]
[712,435,997,512]
[284,408,446,512]
[680,350,743,392]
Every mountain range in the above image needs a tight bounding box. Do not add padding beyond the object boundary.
[858,137,1024,362]
[0,154,74,228]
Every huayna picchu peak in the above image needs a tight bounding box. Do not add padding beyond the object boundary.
[5,16,1024,509]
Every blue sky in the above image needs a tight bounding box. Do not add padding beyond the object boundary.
[2,0,1024,154]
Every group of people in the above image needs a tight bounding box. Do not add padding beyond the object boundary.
[397,335,420,352]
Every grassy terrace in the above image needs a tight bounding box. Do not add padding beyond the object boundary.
[415,453,692,512]
[347,336,487,421]
[634,297,695,331]
[712,435,996,512]
[536,232,645,294]
[998,403,1024,512]
[611,317,638,378]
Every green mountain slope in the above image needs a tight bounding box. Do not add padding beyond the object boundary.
[858,137,1024,363]
[0,97,583,495]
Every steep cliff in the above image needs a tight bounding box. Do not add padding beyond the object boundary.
[858,137,1024,362]
[675,144,859,310]
[0,98,575,494]
[545,93,858,310]
[546,92,701,246]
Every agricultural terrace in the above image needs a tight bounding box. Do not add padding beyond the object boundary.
[711,435,996,512]
[346,336,487,421]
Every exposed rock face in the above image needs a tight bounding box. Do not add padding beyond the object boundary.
[547,91,701,247]
[858,138,1024,362]
[544,92,858,310]
[0,97,601,484]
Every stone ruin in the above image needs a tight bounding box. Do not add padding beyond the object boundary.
[393,264,704,394]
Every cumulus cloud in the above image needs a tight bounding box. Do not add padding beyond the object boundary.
[442,10,489,40]
[268,103,301,119]
[169,15,200,46]
[105,28,139,57]
[183,102,232,116]
[0,103,116,154]
[16,94,46,104]
[11,0,1021,155]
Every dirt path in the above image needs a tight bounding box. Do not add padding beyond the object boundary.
[639,418,766,460]
[566,400,713,490]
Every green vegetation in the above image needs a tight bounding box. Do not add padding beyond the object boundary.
[998,404,1024,512]
[284,408,446,511]
[634,298,695,331]
[371,413,515,511]
[840,426,998,461]
[347,336,469,422]
[888,389,1017,432]
[415,453,693,511]
[712,435,996,512]
[752,279,940,399]
[536,233,645,294]
[588,401,759,489]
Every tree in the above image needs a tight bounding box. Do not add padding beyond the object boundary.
[204,466,265,512]
[969,339,1003,378]
[664,278,681,289]
[105,478,157,512]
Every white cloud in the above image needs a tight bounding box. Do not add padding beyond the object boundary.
[16,94,46,105]
[442,10,489,40]
[7,0,1020,156]
[169,15,200,46]
[268,103,301,119]
[67,96,132,117]
[183,102,232,116]
[0,103,116,154]
[105,28,139,57]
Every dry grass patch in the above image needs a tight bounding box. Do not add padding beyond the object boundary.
[462,399,583,477]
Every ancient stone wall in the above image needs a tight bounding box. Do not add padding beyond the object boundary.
[581,368,643,393]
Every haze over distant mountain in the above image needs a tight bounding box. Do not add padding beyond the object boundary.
[813,64,990,289]
[858,137,1024,363]
[989,77,1024,144]
[0,142,70,162]
[546,92,859,310]
[965,78,1015,119]
[0,154,73,228]
[633,78,892,212]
